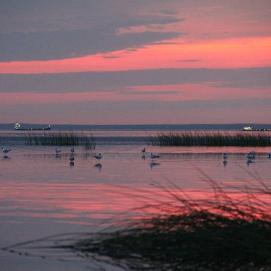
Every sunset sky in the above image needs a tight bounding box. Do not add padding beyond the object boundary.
[0,0,270,124]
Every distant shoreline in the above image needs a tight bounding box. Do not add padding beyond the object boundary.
[1,123,271,132]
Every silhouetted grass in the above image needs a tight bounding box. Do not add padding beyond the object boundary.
[152,132,271,146]
[25,132,96,148]
[74,181,271,270]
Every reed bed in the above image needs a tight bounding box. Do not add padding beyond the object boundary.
[152,131,271,147]
[73,180,271,271]
[24,132,96,148]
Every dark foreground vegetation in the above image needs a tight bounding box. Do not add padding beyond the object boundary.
[25,132,95,148]
[73,181,271,271]
[152,132,271,146]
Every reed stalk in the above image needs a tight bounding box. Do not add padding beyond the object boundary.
[152,132,271,146]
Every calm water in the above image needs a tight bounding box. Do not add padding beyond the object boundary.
[1,143,271,270]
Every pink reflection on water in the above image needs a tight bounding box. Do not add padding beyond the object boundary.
[1,145,271,231]
[1,181,271,224]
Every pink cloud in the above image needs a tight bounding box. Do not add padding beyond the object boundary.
[0,36,270,74]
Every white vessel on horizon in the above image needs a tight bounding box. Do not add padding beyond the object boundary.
[14,122,51,131]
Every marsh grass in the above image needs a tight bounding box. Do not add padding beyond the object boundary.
[25,132,96,149]
[74,180,271,271]
[152,132,271,147]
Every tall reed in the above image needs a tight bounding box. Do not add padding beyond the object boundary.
[25,132,96,149]
[152,131,271,146]
[74,180,271,270]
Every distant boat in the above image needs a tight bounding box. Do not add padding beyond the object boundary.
[14,122,51,131]
[242,126,270,131]
[242,126,254,131]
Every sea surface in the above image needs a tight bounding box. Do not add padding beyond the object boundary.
[1,125,271,270]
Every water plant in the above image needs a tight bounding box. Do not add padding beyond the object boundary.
[24,131,96,149]
[152,132,271,147]
[72,180,271,271]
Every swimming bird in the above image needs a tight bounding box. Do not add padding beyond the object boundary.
[94,153,103,161]
[55,148,61,154]
[141,147,146,153]
[69,156,75,162]
[2,147,11,154]
[268,153,271,159]
[150,153,160,159]
[247,151,256,160]
[223,153,228,160]
[71,147,75,153]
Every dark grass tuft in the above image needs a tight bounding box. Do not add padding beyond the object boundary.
[152,132,271,146]
[77,213,271,270]
[25,132,96,148]
[73,181,271,270]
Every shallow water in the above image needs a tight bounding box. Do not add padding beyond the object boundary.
[1,144,271,270]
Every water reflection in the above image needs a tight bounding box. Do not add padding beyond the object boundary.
[223,160,228,167]
[2,145,271,270]
[94,163,102,172]
[150,161,160,170]
[2,145,271,227]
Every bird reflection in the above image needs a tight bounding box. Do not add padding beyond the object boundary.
[94,163,102,172]
[150,161,160,170]
[2,155,10,160]
[223,160,228,167]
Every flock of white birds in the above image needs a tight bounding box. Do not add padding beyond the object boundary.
[2,146,271,169]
